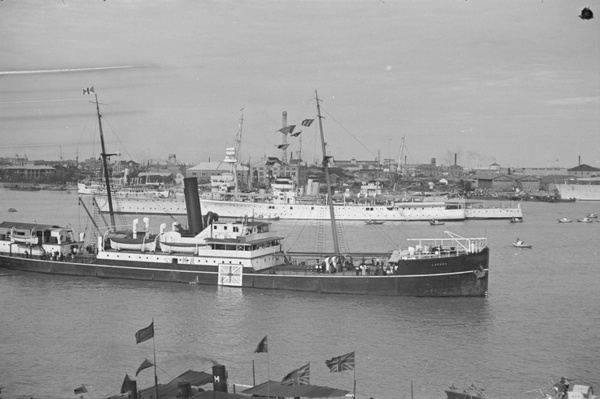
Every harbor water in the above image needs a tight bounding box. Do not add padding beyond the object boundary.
[0,189,598,399]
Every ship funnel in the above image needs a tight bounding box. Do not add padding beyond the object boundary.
[183,177,204,234]
[212,365,227,393]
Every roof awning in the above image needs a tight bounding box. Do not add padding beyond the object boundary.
[204,236,284,246]
[0,222,59,231]
[242,380,350,398]
[193,391,250,399]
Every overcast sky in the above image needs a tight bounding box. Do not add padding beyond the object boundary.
[1,0,598,169]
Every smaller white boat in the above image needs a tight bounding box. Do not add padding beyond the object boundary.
[509,217,523,223]
[587,212,598,218]
[108,233,157,252]
[557,218,573,223]
[578,217,594,223]
[513,238,532,249]
[106,218,157,252]
[11,235,39,245]
[429,219,445,226]
[365,220,385,225]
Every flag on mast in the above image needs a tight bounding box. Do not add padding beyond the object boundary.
[301,119,314,127]
[136,358,154,376]
[277,125,296,134]
[255,335,268,353]
[135,321,154,344]
[73,385,87,395]
[281,363,310,386]
[325,351,355,372]
[120,374,132,394]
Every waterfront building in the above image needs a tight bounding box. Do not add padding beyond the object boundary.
[567,164,600,178]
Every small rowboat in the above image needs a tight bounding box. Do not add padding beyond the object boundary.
[11,235,39,245]
[429,219,445,226]
[557,218,572,223]
[513,239,532,249]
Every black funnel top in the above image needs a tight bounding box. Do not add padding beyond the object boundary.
[183,177,204,235]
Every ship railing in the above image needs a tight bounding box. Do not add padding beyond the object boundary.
[406,231,487,255]
[271,263,359,276]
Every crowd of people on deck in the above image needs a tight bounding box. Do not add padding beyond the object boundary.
[310,256,397,276]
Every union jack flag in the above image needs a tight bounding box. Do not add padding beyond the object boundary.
[281,363,310,386]
[325,351,355,372]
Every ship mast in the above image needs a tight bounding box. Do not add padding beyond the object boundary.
[87,88,117,229]
[397,135,405,177]
[315,90,340,255]
[232,109,244,195]
[235,109,244,172]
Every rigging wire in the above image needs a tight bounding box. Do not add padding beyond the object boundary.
[102,116,134,161]
[319,105,378,160]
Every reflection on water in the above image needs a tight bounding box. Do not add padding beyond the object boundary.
[1,191,599,399]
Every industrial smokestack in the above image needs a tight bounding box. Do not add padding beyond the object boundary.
[183,177,203,235]
[455,153,457,166]
[579,155,581,166]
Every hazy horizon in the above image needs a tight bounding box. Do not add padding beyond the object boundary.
[1,0,598,169]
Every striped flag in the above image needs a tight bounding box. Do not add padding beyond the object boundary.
[325,351,355,372]
[73,385,87,395]
[135,321,154,344]
[255,335,268,353]
[281,363,310,386]
[301,119,314,127]
[265,157,281,166]
[277,125,296,134]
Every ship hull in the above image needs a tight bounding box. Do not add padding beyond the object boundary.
[97,197,467,221]
[556,182,600,201]
[0,248,488,297]
[464,202,522,219]
[97,197,521,221]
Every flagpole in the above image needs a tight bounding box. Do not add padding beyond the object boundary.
[267,351,271,399]
[353,368,356,399]
[83,384,94,399]
[152,318,158,399]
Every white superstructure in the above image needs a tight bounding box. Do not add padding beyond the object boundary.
[556,178,600,201]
